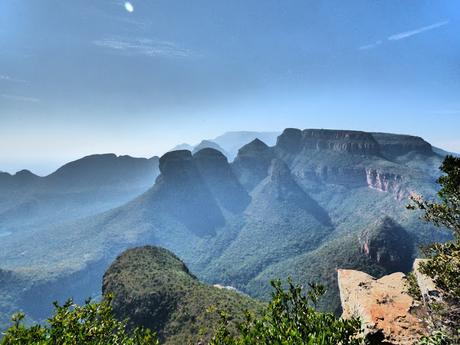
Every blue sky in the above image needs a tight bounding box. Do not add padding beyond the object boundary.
[1,0,459,175]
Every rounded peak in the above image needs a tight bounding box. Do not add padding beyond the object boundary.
[276,128,303,153]
[15,169,36,176]
[192,140,226,155]
[159,150,193,175]
[193,147,227,161]
[14,169,39,180]
[110,245,191,276]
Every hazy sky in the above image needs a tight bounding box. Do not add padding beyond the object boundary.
[1,0,459,175]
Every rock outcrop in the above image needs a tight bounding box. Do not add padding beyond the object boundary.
[359,217,414,273]
[338,269,426,344]
[365,169,406,199]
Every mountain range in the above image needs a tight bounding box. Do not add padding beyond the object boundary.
[0,128,452,328]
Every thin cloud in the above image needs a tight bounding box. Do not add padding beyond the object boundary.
[0,75,28,83]
[1,94,39,103]
[388,20,449,41]
[92,37,197,58]
[358,40,382,51]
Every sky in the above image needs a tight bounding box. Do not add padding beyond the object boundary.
[1,0,459,175]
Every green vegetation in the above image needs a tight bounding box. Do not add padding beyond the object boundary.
[0,129,447,327]
[408,155,460,344]
[405,272,422,300]
[210,279,361,345]
[103,246,264,345]
[0,296,157,345]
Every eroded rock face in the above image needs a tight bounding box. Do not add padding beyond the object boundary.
[366,169,406,200]
[338,269,426,344]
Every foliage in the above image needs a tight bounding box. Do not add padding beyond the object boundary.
[408,155,460,343]
[408,155,460,301]
[408,155,460,239]
[103,246,264,345]
[405,272,422,301]
[210,278,362,345]
[0,295,158,345]
[418,330,453,345]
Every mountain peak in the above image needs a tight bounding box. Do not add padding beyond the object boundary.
[158,150,193,177]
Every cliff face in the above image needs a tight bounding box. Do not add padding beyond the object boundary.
[372,133,433,158]
[338,269,426,344]
[359,217,413,273]
[365,169,406,200]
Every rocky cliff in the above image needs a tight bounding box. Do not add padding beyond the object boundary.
[359,217,414,272]
[338,269,426,344]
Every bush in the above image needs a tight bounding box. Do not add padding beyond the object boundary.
[0,295,158,345]
[210,278,362,345]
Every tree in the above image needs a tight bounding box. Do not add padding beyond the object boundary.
[0,295,158,345]
[408,155,460,300]
[210,278,361,345]
[408,155,460,344]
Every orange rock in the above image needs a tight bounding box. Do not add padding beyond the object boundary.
[338,269,427,344]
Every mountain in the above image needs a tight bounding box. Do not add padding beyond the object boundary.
[103,246,262,345]
[0,128,448,327]
[212,131,280,160]
[169,131,280,161]
[0,154,159,229]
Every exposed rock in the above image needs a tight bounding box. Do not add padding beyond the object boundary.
[338,269,427,344]
[359,217,413,273]
[366,168,407,200]
[413,259,440,302]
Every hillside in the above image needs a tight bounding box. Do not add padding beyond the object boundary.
[0,128,449,326]
[103,246,263,345]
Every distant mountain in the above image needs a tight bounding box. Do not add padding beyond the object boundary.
[0,154,159,238]
[169,131,280,161]
[212,131,280,160]
[103,246,262,345]
[0,128,448,326]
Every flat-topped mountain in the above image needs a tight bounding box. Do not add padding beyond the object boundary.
[0,128,449,326]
